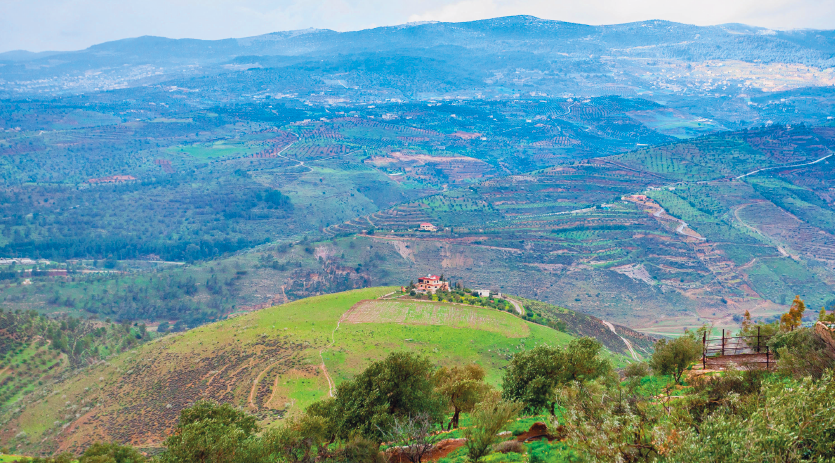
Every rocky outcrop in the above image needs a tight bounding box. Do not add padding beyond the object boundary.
[815,321,835,353]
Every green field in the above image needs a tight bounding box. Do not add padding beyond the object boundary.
[0,456,29,462]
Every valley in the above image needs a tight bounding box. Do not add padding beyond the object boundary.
[1,14,835,459]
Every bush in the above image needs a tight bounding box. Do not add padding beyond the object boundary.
[492,440,525,454]
[261,414,330,463]
[623,361,650,380]
[559,380,662,462]
[332,434,385,463]
[769,327,835,379]
[158,401,260,463]
[79,442,146,463]
[648,334,702,384]
[671,371,835,461]
[18,455,74,463]
[684,365,768,423]
[463,393,522,462]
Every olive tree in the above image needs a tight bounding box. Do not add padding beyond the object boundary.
[501,338,611,416]
[648,335,702,385]
[434,364,491,429]
[159,401,261,463]
[307,351,444,442]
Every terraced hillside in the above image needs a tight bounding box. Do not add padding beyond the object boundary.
[311,126,835,334]
[1,287,632,456]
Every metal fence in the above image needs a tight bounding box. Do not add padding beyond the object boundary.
[702,327,773,370]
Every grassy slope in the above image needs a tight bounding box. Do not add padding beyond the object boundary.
[2,288,588,456]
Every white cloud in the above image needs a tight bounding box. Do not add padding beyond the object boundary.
[1,0,833,53]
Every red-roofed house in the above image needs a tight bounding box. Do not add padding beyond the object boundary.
[415,274,449,293]
[419,223,438,232]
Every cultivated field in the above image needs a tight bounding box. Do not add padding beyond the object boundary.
[342,300,529,337]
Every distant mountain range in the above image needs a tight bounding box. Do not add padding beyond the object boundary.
[2,16,834,99]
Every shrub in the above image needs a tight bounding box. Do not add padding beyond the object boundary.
[623,361,650,380]
[670,371,835,461]
[332,434,385,463]
[261,414,330,463]
[79,442,146,463]
[684,365,768,423]
[158,401,260,463]
[559,380,662,462]
[18,456,74,463]
[492,439,525,454]
[769,327,835,379]
[648,335,701,384]
[463,393,522,462]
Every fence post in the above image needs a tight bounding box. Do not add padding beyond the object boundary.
[757,326,760,353]
[721,329,725,356]
[766,345,770,370]
[703,332,706,369]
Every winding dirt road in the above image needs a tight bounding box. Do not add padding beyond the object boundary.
[601,320,640,361]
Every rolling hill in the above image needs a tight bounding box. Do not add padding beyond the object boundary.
[0,287,638,456]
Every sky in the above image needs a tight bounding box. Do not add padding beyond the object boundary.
[2,0,834,53]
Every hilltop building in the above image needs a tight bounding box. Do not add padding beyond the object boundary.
[415,274,449,293]
[419,222,438,232]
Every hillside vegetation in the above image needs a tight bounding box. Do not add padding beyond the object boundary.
[0,287,611,456]
[8,305,835,463]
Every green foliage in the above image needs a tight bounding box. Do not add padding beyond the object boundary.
[0,308,152,408]
[737,310,778,349]
[330,434,386,463]
[769,327,835,379]
[158,400,260,463]
[434,364,491,429]
[648,334,702,385]
[501,338,611,415]
[17,454,74,463]
[463,393,522,463]
[671,371,835,462]
[78,442,146,463]
[623,361,651,380]
[307,351,445,442]
[558,380,662,462]
[260,414,331,463]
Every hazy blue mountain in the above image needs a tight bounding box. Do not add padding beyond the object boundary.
[2,16,834,100]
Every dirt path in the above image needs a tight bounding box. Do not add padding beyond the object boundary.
[601,320,640,361]
[735,152,834,179]
[505,297,525,315]
[318,320,341,398]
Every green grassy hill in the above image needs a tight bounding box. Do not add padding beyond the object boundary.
[0,287,612,456]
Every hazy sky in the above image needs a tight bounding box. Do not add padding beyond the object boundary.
[2,0,834,53]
